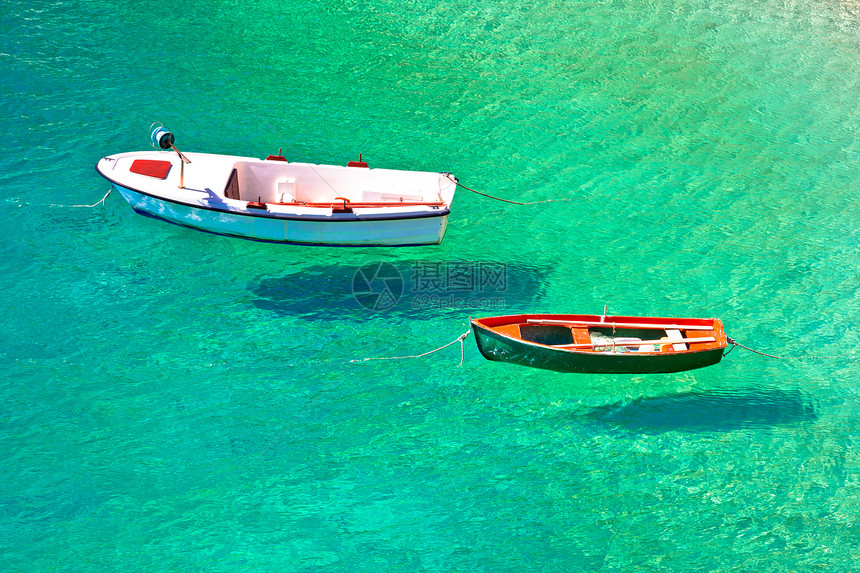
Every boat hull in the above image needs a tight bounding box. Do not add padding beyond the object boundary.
[472,316,725,374]
[111,183,449,247]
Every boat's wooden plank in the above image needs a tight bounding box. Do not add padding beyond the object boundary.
[571,327,591,345]
[527,319,715,331]
[554,336,717,350]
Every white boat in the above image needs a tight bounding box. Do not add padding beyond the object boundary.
[95,128,457,246]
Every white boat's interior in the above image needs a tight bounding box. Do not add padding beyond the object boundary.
[227,160,454,205]
[100,151,455,210]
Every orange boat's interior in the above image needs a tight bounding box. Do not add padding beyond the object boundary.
[474,314,727,354]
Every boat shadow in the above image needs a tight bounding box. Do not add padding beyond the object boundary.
[588,387,817,433]
[248,260,550,322]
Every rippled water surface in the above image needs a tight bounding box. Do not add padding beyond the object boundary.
[2,0,859,570]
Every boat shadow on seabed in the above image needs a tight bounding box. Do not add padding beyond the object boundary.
[248,260,551,322]
[588,387,818,433]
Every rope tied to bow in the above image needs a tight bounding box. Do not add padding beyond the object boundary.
[52,189,112,208]
[10,189,112,209]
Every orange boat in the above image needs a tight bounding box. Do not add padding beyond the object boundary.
[471,313,728,374]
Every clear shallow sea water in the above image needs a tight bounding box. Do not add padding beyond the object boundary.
[2,0,859,570]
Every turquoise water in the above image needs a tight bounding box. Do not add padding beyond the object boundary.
[2,0,859,570]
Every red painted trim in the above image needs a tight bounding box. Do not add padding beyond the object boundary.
[270,201,445,208]
[471,315,727,353]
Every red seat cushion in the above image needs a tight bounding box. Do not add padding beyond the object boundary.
[130,159,172,179]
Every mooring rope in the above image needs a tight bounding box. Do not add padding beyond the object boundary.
[351,329,472,367]
[726,336,785,359]
[446,175,573,205]
[10,189,112,209]
[50,189,112,208]
[725,336,846,361]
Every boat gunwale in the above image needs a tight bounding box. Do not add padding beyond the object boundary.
[97,168,452,223]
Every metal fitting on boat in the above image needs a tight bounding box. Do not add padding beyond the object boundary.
[150,124,175,150]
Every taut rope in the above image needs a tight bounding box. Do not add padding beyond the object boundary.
[725,337,784,359]
[725,336,845,361]
[446,175,573,205]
